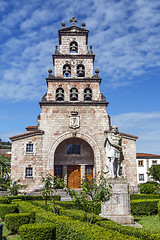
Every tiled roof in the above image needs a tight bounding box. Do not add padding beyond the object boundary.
[137,153,160,158]
[26,126,38,131]
[10,130,44,141]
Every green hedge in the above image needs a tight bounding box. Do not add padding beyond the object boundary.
[35,212,136,240]
[19,223,56,240]
[18,201,44,223]
[56,200,101,215]
[131,194,160,200]
[0,195,61,202]
[158,201,160,217]
[96,218,160,240]
[5,212,31,234]
[0,197,11,204]
[0,204,18,220]
[130,199,160,215]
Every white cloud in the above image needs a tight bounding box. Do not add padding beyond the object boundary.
[112,112,160,154]
[0,0,160,101]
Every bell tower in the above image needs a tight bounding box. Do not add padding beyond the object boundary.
[41,16,109,106]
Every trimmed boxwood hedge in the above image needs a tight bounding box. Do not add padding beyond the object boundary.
[5,212,31,234]
[19,223,56,240]
[35,212,137,240]
[0,195,61,202]
[158,201,160,217]
[130,194,160,200]
[130,199,160,215]
[96,218,160,240]
[0,204,18,220]
[0,197,11,204]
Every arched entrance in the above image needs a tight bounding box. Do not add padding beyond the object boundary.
[54,137,94,188]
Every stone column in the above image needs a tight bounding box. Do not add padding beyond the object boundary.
[63,165,67,184]
[81,165,85,182]
[100,178,134,224]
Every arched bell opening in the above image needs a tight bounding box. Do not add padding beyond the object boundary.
[70,41,78,53]
[84,88,92,101]
[63,64,71,77]
[54,137,94,188]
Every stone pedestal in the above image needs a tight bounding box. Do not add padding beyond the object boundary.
[100,178,134,224]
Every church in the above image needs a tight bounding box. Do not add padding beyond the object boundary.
[10,17,138,192]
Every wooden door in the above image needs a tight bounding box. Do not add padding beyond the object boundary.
[67,165,81,188]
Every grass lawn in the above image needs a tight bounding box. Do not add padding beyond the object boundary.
[134,215,160,234]
[1,221,21,240]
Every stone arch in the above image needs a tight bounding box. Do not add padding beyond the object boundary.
[47,131,101,178]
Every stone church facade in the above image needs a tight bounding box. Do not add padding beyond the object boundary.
[10,17,138,192]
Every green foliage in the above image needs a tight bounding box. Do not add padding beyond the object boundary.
[0,154,10,190]
[7,180,27,195]
[131,199,159,215]
[19,223,56,240]
[5,213,31,234]
[96,218,160,240]
[148,165,160,182]
[41,173,64,213]
[140,182,156,194]
[130,194,160,200]
[35,211,136,240]
[66,172,112,223]
[0,204,18,220]
[0,194,60,202]
[158,201,160,217]
[17,201,44,223]
[0,197,11,204]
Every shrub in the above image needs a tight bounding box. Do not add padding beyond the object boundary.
[0,204,18,220]
[130,194,160,200]
[35,212,136,240]
[158,201,160,217]
[140,183,156,194]
[19,223,56,240]
[0,195,61,202]
[18,201,44,223]
[5,212,31,234]
[131,199,159,215]
[0,197,11,204]
[96,218,160,240]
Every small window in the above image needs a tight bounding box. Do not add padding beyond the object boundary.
[152,160,157,165]
[26,167,33,177]
[77,64,85,77]
[138,160,144,167]
[139,174,144,181]
[70,41,78,53]
[54,166,63,178]
[70,88,78,101]
[56,87,64,101]
[84,88,92,101]
[67,144,80,155]
[85,166,93,176]
[26,144,33,153]
[63,64,71,77]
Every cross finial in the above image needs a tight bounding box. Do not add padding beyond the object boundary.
[70,16,77,26]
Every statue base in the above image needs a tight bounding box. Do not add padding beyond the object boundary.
[100,178,134,224]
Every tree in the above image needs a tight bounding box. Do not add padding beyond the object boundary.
[0,154,11,190]
[41,174,64,213]
[148,165,160,182]
[66,172,112,223]
[7,180,27,195]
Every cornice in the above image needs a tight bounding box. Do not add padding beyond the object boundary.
[39,101,109,107]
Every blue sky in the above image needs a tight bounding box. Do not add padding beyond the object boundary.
[0,0,160,154]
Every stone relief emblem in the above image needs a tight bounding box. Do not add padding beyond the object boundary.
[69,110,80,129]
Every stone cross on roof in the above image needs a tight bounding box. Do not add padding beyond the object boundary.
[70,16,77,26]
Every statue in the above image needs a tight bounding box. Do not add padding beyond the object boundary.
[104,126,123,178]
